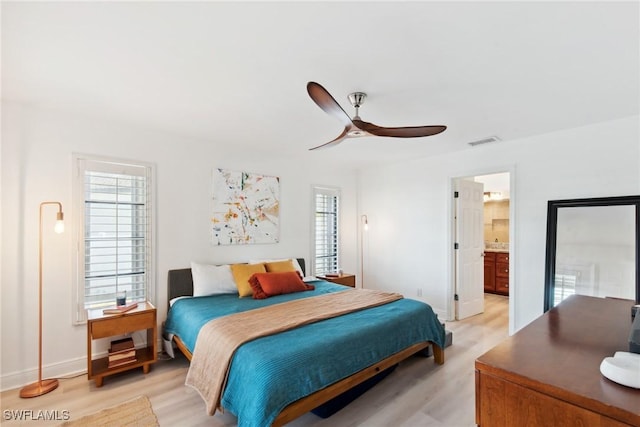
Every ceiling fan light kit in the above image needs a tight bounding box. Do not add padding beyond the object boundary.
[307,81,446,150]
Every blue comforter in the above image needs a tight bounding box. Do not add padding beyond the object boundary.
[164,281,445,427]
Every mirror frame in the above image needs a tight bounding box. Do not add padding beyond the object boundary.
[544,195,640,312]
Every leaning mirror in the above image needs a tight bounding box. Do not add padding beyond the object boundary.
[544,195,640,311]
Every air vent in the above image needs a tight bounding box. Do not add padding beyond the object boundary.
[468,136,501,147]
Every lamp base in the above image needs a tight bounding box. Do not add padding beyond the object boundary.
[19,379,59,398]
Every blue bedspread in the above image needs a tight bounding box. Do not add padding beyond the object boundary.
[164,281,445,427]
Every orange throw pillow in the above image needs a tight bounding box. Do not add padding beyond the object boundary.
[249,271,315,299]
[231,263,267,297]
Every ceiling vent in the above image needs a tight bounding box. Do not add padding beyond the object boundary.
[468,136,501,147]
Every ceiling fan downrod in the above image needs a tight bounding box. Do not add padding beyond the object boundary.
[348,92,366,118]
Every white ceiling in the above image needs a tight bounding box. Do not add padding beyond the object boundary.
[2,1,639,168]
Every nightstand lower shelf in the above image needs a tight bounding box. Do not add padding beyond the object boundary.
[89,347,155,387]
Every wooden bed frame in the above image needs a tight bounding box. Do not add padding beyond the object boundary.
[167,259,444,426]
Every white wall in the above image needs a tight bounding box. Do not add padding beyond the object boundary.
[358,116,640,332]
[3,102,637,390]
[0,102,358,390]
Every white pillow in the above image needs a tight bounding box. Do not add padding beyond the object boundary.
[169,296,191,307]
[190,262,238,296]
[248,258,304,277]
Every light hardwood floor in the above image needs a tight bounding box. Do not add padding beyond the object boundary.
[1,294,508,426]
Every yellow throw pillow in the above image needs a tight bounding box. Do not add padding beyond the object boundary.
[231,263,267,297]
[264,260,296,273]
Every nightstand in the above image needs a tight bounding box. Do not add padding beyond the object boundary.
[318,273,356,287]
[87,301,157,387]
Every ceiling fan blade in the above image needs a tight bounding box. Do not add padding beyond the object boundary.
[309,127,349,151]
[307,82,353,128]
[353,119,446,138]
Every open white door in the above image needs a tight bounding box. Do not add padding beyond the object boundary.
[455,179,485,320]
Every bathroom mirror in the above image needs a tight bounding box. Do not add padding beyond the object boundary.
[544,195,640,311]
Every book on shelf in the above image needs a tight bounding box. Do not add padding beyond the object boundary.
[109,350,136,361]
[108,337,136,367]
[324,273,340,278]
[108,356,137,368]
[109,337,134,354]
[103,302,138,315]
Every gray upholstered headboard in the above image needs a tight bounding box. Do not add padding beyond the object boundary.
[167,258,306,304]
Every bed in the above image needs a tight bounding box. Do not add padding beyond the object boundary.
[164,259,446,427]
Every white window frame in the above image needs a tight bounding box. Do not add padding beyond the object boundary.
[72,154,156,324]
[311,186,341,276]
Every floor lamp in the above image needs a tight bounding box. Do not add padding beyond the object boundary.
[360,215,368,288]
[20,202,65,398]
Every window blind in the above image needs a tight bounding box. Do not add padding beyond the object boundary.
[313,187,340,276]
[75,157,153,318]
[554,273,577,303]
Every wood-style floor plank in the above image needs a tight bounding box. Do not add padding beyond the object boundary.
[1,294,508,426]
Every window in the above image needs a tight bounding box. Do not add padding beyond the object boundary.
[73,155,155,323]
[554,273,577,303]
[312,186,340,276]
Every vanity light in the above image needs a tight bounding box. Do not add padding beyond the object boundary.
[483,192,503,202]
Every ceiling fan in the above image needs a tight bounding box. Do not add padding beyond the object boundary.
[306,81,446,150]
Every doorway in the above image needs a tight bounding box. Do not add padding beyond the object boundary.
[452,171,512,331]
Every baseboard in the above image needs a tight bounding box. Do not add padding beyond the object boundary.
[433,308,447,320]
[1,356,87,392]
[1,338,164,392]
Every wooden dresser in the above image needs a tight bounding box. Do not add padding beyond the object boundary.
[475,295,640,426]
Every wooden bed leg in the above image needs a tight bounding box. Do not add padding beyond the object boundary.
[432,344,445,365]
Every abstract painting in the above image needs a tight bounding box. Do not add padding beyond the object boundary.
[211,168,280,245]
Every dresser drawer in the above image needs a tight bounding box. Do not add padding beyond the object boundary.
[90,311,155,339]
[496,253,509,263]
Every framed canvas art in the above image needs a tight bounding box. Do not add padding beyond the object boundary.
[211,168,280,245]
